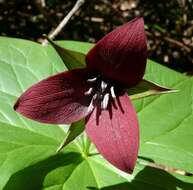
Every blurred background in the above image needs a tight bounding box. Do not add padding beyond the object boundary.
[0,0,193,74]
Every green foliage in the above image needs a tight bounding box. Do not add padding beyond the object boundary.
[0,37,192,190]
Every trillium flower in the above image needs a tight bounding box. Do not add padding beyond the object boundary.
[14,17,147,174]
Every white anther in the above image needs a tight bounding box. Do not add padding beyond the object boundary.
[87,77,97,82]
[101,81,107,92]
[93,94,97,100]
[88,94,97,112]
[101,93,109,109]
[88,99,94,112]
[110,86,116,98]
[84,87,93,95]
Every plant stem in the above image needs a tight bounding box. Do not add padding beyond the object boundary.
[42,0,85,45]
[84,137,91,157]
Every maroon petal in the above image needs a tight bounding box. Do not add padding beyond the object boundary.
[14,69,93,124]
[86,93,139,173]
[86,17,147,87]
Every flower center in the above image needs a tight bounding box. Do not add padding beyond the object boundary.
[85,75,118,110]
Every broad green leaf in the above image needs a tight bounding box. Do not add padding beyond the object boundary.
[3,155,193,190]
[135,60,193,174]
[0,37,193,190]
[0,37,80,189]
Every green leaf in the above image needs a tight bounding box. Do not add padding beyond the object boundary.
[0,37,193,189]
[135,60,193,174]
[56,120,85,153]
[129,79,178,100]
[0,37,79,189]
[3,155,193,190]
[44,36,88,70]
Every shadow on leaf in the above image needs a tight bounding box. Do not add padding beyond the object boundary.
[137,156,154,163]
[87,166,193,190]
[3,152,83,190]
[3,154,193,190]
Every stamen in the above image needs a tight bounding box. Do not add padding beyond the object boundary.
[101,93,110,109]
[87,77,97,82]
[110,86,116,98]
[93,94,97,100]
[101,81,107,92]
[84,87,93,95]
[88,94,97,112]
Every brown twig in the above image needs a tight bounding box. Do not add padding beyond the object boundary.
[164,36,191,52]
[139,159,193,176]
[42,0,85,45]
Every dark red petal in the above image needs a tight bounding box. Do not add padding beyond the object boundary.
[14,69,93,124]
[86,93,139,173]
[86,17,147,87]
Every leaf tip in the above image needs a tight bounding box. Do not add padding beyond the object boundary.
[13,99,19,111]
[56,144,65,153]
[157,87,180,95]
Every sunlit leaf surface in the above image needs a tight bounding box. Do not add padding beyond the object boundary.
[0,37,192,190]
